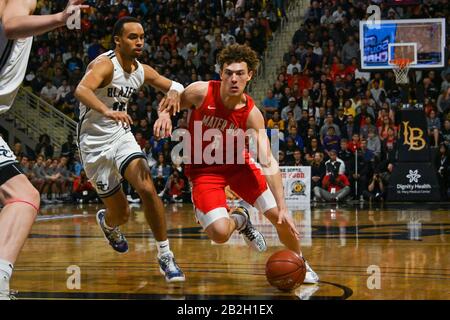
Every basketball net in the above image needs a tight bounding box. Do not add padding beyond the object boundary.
[390,58,412,84]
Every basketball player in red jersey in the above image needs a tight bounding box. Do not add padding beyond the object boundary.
[155,44,319,283]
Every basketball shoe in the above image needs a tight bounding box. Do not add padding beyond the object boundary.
[303,259,320,284]
[232,206,267,252]
[96,209,129,253]
[0,274,16,300]
[158,251,185,283]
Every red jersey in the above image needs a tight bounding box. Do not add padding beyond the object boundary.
[185,81,255,176]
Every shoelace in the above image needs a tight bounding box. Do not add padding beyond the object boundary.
[241,226,257,241]
[108,228,125,243]
[160,255,179,273]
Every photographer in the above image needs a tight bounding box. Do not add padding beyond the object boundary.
[313,162,351,202]
[159,170,186,203]
[362,171,386,202]
[72,170,98,204]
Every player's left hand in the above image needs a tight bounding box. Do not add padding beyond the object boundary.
[158,90,181,116]
[153,111,172,138]
[277,207,300,239]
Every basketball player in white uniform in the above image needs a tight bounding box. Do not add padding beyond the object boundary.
[75,17,185,282]
[0,0,89,299]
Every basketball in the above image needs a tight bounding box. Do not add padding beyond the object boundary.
[265,250,306,291]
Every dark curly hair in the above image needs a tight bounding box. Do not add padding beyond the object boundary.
[217,44,260,74]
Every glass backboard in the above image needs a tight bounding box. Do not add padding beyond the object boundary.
[359,18,446,69]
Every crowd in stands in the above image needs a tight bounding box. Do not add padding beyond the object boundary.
[262,0,450,202]
[12,0,450,204]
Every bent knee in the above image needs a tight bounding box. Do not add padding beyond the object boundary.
[211,232,230,244]
[206,220,232,244]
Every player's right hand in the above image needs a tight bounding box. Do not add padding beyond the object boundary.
[104,110,133,128]
[153,113,173,138]
[62,0,90,23]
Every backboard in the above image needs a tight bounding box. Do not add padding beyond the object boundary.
[359,18,446,70]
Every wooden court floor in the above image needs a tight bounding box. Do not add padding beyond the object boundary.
[10,202,450,300]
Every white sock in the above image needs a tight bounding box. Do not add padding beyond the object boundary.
[0,259,13,293]
[231,213,246,231]
[156,240,170,257]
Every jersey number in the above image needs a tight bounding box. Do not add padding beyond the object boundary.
[112,102,126,112]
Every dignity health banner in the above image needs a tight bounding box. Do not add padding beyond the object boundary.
[280,166,311,203]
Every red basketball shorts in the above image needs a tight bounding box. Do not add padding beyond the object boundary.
[189,162,277,229]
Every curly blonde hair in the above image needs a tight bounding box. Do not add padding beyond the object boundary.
[217,44,260,73]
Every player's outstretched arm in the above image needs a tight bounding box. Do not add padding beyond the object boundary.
[3,0,89,39]
[143,64,185,116]
[74,57,132,128]
[246,107,300,238]
[153,81,208,138]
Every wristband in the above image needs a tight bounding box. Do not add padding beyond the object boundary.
[169,80,184,94]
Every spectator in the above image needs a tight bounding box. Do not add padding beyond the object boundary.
[343,114,355,139]
[437,88,450,116]
[427,109,441,147]
[160,169,186,203]
[278,150,287,166]
[35,134,54,159]
[441,119,450,145]
[436,143,450,200]
[151,153,171,183]
[310,151,326,191]
[304,136,323,162]
[348,140,374,200]
[55,79,71,106]
[367,128,382,159]
[286,125,304,150]
[286,149,304,166]
[40,80,58,104]
[313,161,351,202]
[341,36,358,65]
[362,171,386,202]
[267,111,285,131]
[359,116,377,139]
[347,133,361,153]
[262,89,280,118]
[143,141,157,168]
[287,56,302,75]
[60,134,77,161]
[338,138,353,171]
[72,170,98,203]
[281,97,302,122]
[319,113,341,143]
[322,126,341,155]
[324,149,346,175]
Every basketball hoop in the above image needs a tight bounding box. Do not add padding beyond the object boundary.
[390,58,412,84]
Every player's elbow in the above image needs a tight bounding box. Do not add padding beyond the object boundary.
[74,85,85,100]
[3,22,17,39]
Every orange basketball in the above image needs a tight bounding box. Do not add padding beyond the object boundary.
[265,250,306,291]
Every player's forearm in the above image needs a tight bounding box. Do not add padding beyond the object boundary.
[261,157,286,209]
[3,13,65,39]
[74,85,109,115]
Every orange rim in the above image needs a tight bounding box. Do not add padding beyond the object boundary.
[390,58,412,68]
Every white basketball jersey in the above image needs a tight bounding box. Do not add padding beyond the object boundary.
[78,50,145,152]
[0,21,33,114]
